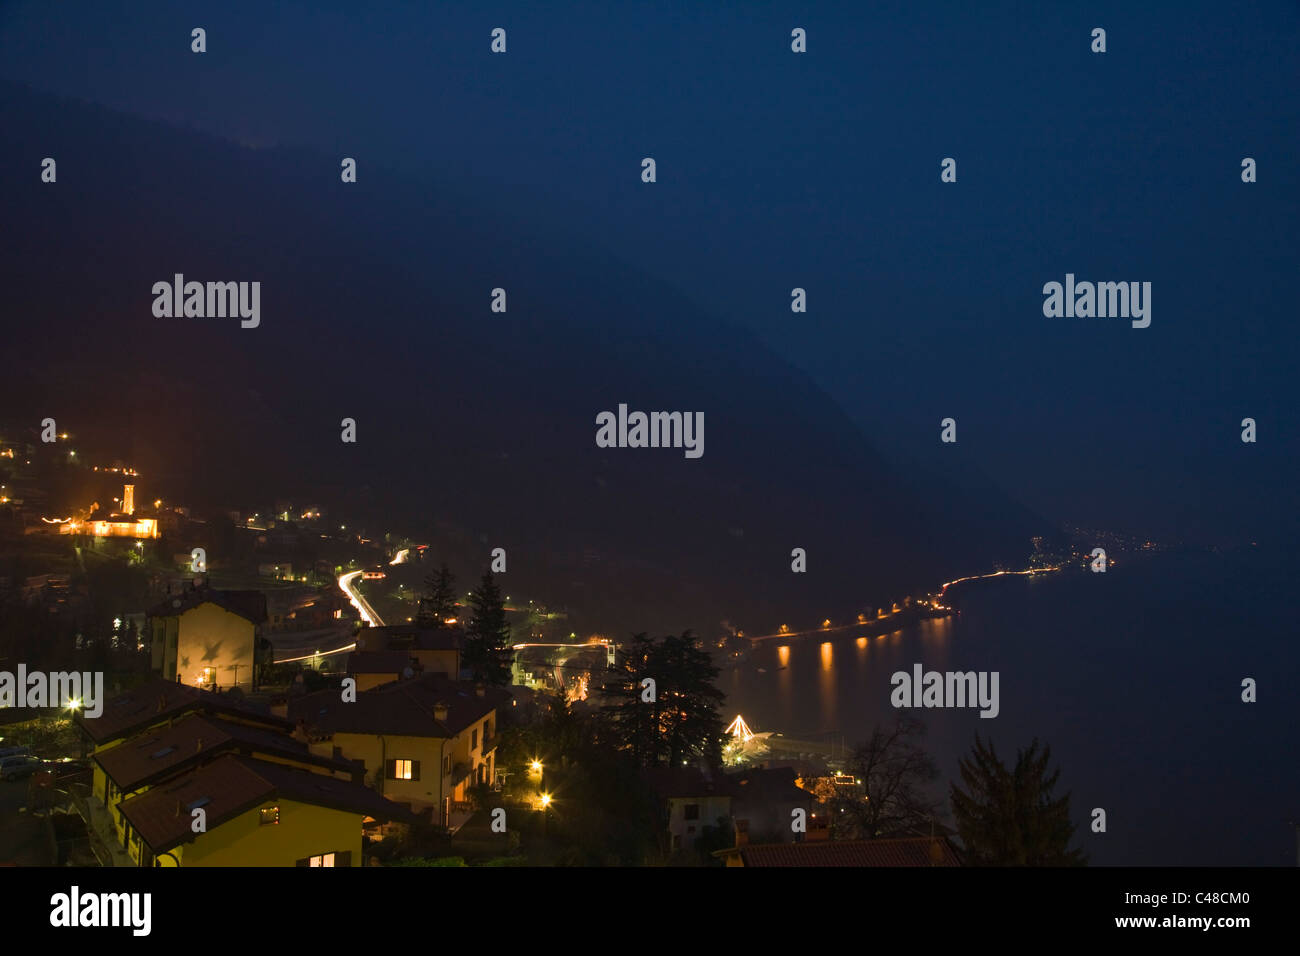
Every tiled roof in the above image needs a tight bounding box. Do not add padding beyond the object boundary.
[147,587,267,624]
[94,713,359,790]
[288,674,510,739]
[362,624,463,652]
[411,629,462,652]
[76,677,290,746]
[734,837,960,867]
[117,753,420,854]
[646,766,736,800]
[346,650,420,675]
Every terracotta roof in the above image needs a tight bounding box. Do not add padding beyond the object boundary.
[346,650,421,676]
[411,629,463,652]
[361,624,463,652]
[94,713,359,791]
[289,674,509,739]
[117,754,420,854]
[76,677,291,746]
[147,587,267,624]
[646,766,735,800]
[730,837,960,867]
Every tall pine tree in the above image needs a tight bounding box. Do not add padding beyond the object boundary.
[416,563,456,627]
[950,735,1086,866]
[598,631,725,769]
[463,571,512,685]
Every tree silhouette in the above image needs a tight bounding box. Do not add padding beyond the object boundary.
[833,714,942,838]
[463,571,511,685]
[416,563,457,627]
[598,631,725,769]
[950,735,1086,866]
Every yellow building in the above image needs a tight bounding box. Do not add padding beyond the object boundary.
[76,679,416,866]
[93,711,364,848]
[60,515,158,538]
[117,753,412,867]
[286,674,509,828]
[149,589,268,692]
[77,677,295,810]
[351,624,462,684]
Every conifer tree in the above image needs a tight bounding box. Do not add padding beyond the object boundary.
[950,735,1086,866]
[416,563,456,627]
[463,571,511,685]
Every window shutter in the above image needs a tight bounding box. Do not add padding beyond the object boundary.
[410,760,420,781]
[385,759,396,780]
[296,857,309,867]
[337,850,352,868]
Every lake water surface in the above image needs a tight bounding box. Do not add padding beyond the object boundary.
[720,548,1299,865]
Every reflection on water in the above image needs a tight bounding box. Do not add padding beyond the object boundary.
[819,642,836,725]
[719,552,1300,865]
[729,620,945,743]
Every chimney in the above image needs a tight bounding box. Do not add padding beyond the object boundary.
[474,682,485,698]
[928,837,946,865]
[292,718,310,744]
[195,737,204,754]
[433,702,449,722]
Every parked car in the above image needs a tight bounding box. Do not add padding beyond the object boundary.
[0,746,32,761]
[0,755,42,781]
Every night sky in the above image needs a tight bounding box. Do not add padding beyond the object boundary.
[2,2,1297,607]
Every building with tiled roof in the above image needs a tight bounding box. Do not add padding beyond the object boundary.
[92,711,366,849]
[729,767,815,845]
[76,677,290,750]
[116,753,419,867]
[75,680,417,866]
[645,766,736,855]
[351,623,462,682]
[284,674,511,827]
[147,586,270,692]
[346,650,429,692]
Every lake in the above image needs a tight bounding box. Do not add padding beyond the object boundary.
[720,547,1299,865]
